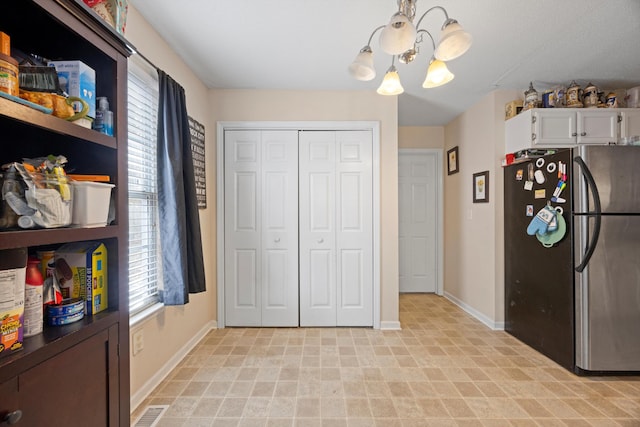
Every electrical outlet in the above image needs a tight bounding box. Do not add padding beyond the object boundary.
[133,330,144,355]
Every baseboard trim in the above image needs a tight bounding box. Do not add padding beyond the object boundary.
[130,320,217,413]
[443,292,504,331]
[380,320,402,330]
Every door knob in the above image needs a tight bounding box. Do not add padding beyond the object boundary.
[274,238,280,243]
[3,410,22,425]
[317,238,324,243]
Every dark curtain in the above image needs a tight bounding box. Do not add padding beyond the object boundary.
[157,70,206,305]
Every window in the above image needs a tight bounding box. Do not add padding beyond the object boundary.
[127,55,161,316]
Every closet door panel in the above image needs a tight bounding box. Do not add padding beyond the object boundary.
[261,131,299,326]
[225,131,262,326]
[336,131,373,326]
[299,131,337,326]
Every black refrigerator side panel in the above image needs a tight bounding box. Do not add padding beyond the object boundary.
[504,150,574,370]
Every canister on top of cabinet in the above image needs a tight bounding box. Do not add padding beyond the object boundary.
[523,82,539,111]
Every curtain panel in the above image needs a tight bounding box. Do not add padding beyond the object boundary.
[157,70,206,305]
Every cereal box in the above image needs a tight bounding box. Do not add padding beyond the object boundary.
[0,248,27,358]
[54,242,107,315]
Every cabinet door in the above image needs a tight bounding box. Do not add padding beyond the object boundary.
[534,110,577,146]
[577,110,619,144]
[18,327,118,427]
[0,377,19,425]
[620,109,640,138]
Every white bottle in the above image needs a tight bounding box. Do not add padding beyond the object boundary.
[24,257,43,337]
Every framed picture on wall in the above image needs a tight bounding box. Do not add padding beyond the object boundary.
[447,146,459,175]
[473,171,489,203]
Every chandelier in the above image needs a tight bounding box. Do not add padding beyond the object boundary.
[348,0,472,95]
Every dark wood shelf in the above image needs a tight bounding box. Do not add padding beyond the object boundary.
[0,310,120,383]
[0,225,120,250]
[0,96,116,149]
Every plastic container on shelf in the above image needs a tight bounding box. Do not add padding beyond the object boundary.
[24,256,44,337]
[22,173,73,228]
[71,181,115,227]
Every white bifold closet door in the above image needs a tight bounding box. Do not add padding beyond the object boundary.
[224,130,299,327]
[299,130,373,327]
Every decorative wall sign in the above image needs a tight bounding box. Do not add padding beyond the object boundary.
[189,116,206,208]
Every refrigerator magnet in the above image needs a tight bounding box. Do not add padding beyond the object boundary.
[524,181,534,191]
[534,189,546,199]
[516,169,523,181]
[526,205,534,216]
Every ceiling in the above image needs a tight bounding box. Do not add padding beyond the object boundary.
[129,0,640,126]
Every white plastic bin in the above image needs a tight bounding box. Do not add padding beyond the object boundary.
[71,181,115,227]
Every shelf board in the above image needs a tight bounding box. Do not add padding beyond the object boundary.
[0,96,116,149]
[0,310,120,382]
[0,224,120,250]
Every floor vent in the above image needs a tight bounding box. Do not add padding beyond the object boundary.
[132,405,169,427]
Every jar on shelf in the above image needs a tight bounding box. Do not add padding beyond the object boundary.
[566,80,583,108]
[583,83,599,108]
[523,82,539,111]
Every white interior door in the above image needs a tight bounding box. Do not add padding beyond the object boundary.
[336,131,373,326]
[299,131,337,326]
[261,131,299,326]
[399,150,438,293]
[299,130,373,326]
[225,130,298,326]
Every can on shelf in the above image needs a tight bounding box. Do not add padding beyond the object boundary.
[0,52,18,97]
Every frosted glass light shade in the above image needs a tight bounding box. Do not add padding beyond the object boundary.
[379,13,417,55]
[348,48,376,81]
[434,21,472,61]
[376,67,404,95]
[422,59,454,88]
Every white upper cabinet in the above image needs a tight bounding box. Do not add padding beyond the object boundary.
[620,109,640,139]
[505,108,638,154]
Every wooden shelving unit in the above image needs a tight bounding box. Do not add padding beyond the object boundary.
[0,1,129,425]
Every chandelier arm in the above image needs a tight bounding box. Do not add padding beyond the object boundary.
[415,5,450,31]
[365,25,386,47]
[416,29,436,52]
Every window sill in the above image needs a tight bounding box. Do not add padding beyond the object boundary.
[129,302,164,328]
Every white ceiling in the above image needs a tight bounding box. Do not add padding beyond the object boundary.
[129,0,640,126]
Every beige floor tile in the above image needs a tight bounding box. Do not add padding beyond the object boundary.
[441,398,476,418]
[191,397,224,417]
[513,399,554,418]
[320,397,347,418]
[295,397,320,418]
[269,397,296,418]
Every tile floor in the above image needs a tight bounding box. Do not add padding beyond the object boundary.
[132,294,640,426]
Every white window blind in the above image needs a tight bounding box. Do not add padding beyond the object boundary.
[127,55,162,316]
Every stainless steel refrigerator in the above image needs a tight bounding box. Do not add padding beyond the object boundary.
[504,145,640,374]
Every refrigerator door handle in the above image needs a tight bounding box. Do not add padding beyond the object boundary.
[574,156,602,273]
